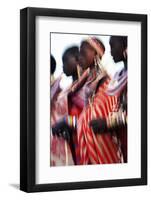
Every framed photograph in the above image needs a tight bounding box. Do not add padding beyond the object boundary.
[20,7,147,192]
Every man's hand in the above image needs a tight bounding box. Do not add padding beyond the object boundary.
[89,118,107,134]
[52,120,73,142]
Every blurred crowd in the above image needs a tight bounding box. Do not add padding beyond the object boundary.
[50,36,127,166]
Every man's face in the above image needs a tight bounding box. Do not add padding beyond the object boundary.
[110,37,124,63]
[63,56,78,76]
[79,44,96,69]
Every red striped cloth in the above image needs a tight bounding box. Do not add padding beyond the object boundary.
[50,68,102,166]
[77,77,124,164]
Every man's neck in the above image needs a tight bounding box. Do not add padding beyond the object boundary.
[72,74,78,82]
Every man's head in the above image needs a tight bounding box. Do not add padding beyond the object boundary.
[62,46,79,78]
[79,38,105,70]
[51,55,56,75]
[109,36,127,63]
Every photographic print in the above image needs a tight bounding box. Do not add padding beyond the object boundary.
[20,7,147,192]
[50,33,127,166]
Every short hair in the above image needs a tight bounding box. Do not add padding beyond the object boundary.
[51,55,56,74]
[62,46,79,64]
[122,36,127,49]
[110,36,127,49]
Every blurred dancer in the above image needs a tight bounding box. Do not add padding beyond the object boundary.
[108,36,127,162]
[50,55,56,83]
[77,37,124,164]
[50,46,79,166]
[90,36,127,162]
[51,41,106,165]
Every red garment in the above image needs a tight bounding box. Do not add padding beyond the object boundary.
[50,78,74,166]
[50,70,90,166]
[50,69,109,166]
[106,72,128,163]
[118,127,127,163]
[50,136,74,166]
[77,78,123,164]
[68,101,82,165]
[67,68,105,165]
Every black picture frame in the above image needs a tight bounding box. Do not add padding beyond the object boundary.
[20,7,147,192]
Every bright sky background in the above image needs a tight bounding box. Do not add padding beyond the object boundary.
[50,33,123,90]
[51,33,110,77]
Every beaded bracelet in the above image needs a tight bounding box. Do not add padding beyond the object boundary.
[64,115,77,128]
[107,111,127,130]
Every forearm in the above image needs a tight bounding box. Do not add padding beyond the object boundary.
[90,111,127,134]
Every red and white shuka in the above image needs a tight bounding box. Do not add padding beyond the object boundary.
[50,69,103,166]
[50,77,74,166]
[50,70,92,166]
[77,77,124,165]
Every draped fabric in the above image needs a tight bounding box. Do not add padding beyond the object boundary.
[77,77,124,165]
[50,68,112,166]
[106,68,127,97]
[50,136,74,166]
[68,68,108,164]
[50,70,91,166]
[106,68,128,163]
[50,77,74,166]
[118,126,127,163]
